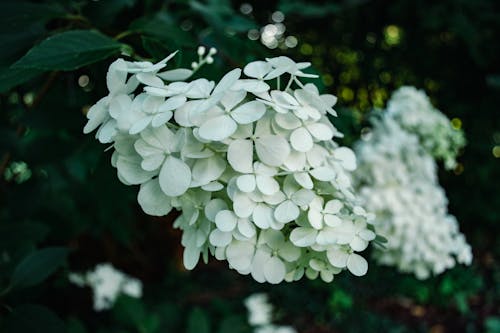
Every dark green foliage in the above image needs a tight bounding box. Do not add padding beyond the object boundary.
[0,0,498,332]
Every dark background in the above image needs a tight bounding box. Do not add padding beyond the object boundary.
[0,0,499,332]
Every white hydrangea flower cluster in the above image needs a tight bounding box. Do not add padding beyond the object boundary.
[69,263,142,311]
[84,49,377,284]
[354,88,472,280]
[386,86,465,169]
[244,293,297,333]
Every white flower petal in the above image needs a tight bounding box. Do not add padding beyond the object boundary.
[213,68,242,96]
[198,115,237,141]
[256,175,279,195]
[106,59,128,93]
[326,248,349,268]
[306,123,334,141]
[250,249,271,283]
[116,155,155,184]
[289,227,317,247]
[237,174,256,193]
[209,229,232,247]
[233,193,256,218]
[255,135,290,167]
[157,68,193,81]
[221,90,246,110]
[204,199,228,221]
[290,127,313,152]
[192,156,226,186]
[138,179,172,216]
[310,166,336,181]
[231,101,266,124]
[324,200,343,214]
[307,209,323,229]
[350,236,369,252]
[183,246,201,270]
[226,240,254,271]
[346,253,368,276]
[291,189,315,206]
[129,116,152,135]
[263,256,286,284]
[231,79,270,94]
[283,151,306,171]
[238,219,256,238]
[151,112,173,127]
[244,61,272,79]
[279,242,301,262]
[324,214,342,227]
[274,200,300,223]
[215,210,238,232]
[358,229,376,241]
[159,95,187,112]
[137,72,164,87]
[274,113,301,130]
[159,156,191,196]
[227,139,254,173]
[252,204,274,229]
[333,147,357,171]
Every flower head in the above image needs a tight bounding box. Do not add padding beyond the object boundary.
[84,50,377,283]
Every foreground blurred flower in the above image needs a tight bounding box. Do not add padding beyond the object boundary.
[84,50,377,283]
[245,293,297,333]
[353,87,472,279]
[69,263,142,311]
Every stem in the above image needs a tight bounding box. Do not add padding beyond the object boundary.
[277,76,281,90]
[285,75,295,91]
[293,76,306,89]
[114,30,136,41]
[63,14,91,25]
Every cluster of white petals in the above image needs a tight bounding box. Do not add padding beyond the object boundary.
[69,263,142,311]
[354,87,472,279]
[84,49,377,284]
[244,293,296,333]
[386,86,465,169]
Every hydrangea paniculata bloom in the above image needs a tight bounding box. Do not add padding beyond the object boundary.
[354,87,472,279]
[84,48,377,284]
[386,86,465,169]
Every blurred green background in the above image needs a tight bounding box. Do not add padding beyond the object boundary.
[0,0,499,332]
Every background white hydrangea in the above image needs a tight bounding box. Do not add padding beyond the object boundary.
[386,86,466,169]
[84,48,377,284]
[354,87,472,279]
[69,263,142,311]
[244,293,297,333]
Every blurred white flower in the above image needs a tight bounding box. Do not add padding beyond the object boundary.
[69,263,143,311]
[386,86,466,169]
[245,293,273,326]
[353,87,472,279]
[245,293,297,333]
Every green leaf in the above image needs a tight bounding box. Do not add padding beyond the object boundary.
[13,30,123,71]
[0,1,65,65]
[1,304,66,333]
[0,2,65,32]
[10,247,68,290]
[187,307,210,333]
[0,65,43,93]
